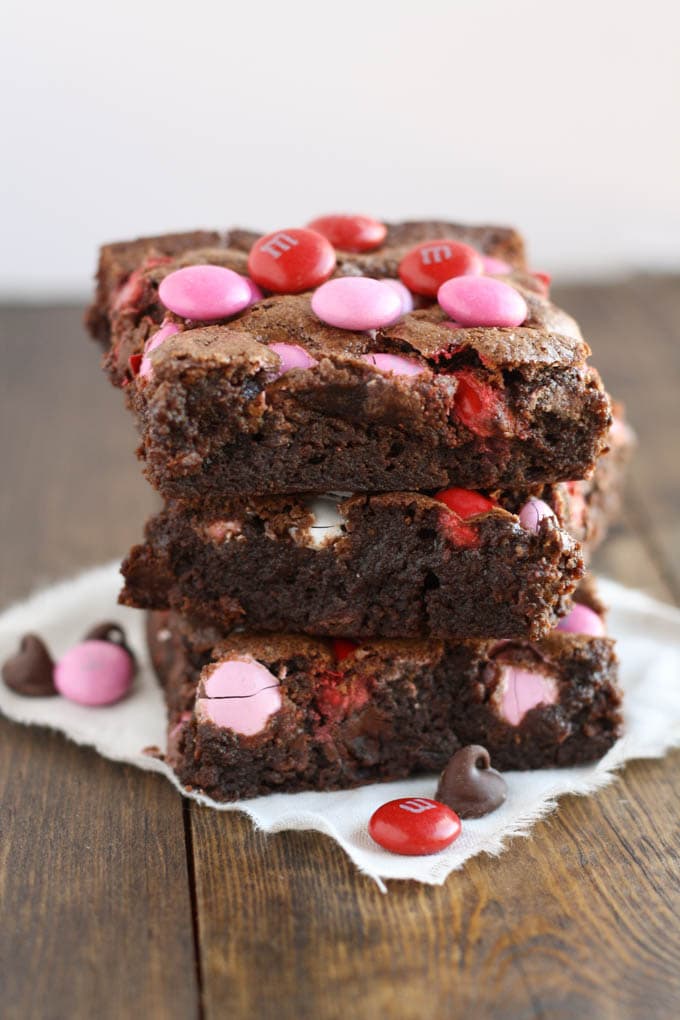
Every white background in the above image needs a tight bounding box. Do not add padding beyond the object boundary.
[2,0,678,297]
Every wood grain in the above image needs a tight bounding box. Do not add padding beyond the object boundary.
[0,722,200,1020]
[0,308,197,1020]
[1,280,679,1019]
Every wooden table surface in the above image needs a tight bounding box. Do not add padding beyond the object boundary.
[1,280,679,1020]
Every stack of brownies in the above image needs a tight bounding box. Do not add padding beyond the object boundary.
[87,216,632,801]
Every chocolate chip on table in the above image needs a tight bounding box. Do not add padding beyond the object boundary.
[2,634,57,697]
[435,745,507,819]
[83,621,137,669]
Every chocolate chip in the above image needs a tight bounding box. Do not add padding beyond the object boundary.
[83,621,137,670]
[435,745,507,819]
[2,634,57,697]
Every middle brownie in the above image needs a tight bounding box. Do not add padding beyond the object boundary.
[122,488,584,640]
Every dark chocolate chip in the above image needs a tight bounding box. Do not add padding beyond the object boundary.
[83,621,137,669]
[435,745,507,819]
[2,634,57,697]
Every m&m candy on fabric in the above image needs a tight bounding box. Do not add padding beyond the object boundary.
[54,640,134,706]
[369,797,462,855]
[398,239,482,296]
[307,214,387,253]
[248,228,336,293]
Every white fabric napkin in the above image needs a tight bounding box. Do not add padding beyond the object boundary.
[1,563,679,890]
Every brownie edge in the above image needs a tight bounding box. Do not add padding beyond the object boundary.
[148,602,623,803]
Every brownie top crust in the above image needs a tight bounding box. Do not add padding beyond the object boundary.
[87,218,544,383]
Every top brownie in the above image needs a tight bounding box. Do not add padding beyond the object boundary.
[86,218,612,499]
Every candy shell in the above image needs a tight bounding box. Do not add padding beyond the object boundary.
[139,321,180,378]
[269,342,318,377]
[519,498,555,533]
[197,658,282,736]
[438,276,527,327]
[481,255,512,275]
[361,353,424,376]
[241,275,265,305]
[556,603,606,636]
[381,278,414,315]
[158,265,252,320]
[248,228,336,293]
[452,370,505,437]
[434,488,495,518]
[332,639,359,662]
[369,797,462,855]
[399,239,482,296]
[496,666,558,726]
[307,214,386,253]
[312,277,401,330]
[54,640,134,706]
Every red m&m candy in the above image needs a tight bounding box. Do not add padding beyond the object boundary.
[332,638,359,662]
[434,488,495,517]
[532,270,552,293]
[433,488,495,547]
[452,370,505,437]
[248,228,336,293]
[307,214,387,253]
[369,797,462,855]
[398,239,482,296]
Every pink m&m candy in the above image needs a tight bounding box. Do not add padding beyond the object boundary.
[307,214,387,253]
[438,276,528,327]
[399,239,482,296]
[241,275,264,305]
[159,265,252,320]
[381,278,414,315]
[139,321,180,379]
[312,277,402,330]
[269,342,318,377]
[481,255,512,275]
[556,603,606,637]
[197,658,282,736]
[496,666,558,726]
[54,640,134,706]
[369,797,462,855]
[361,353,424,377]
[248,228,336,293]
[519,498,555,533]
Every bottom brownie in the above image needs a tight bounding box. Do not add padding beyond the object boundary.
[147,588,623,802]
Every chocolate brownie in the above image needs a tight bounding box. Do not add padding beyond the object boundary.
[147,590,623,802]
[123,489,584,640]
[505,408,633,554]
[86,222,612,498]
[121,413,631,641]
